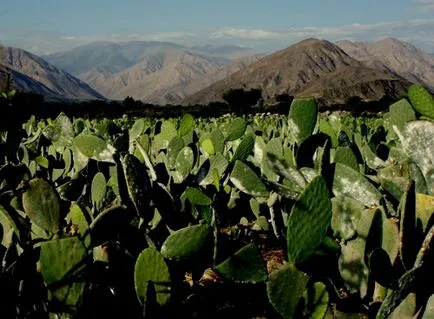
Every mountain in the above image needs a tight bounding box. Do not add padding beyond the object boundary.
[182,38,410,106]
[0,64,59,98]
[88,48,231,101]
[44,41,261,103]
[189,44,255,58]
[140,54,264,104]
[335,38,434,91]
[43,41,185,77]
[0,46,104,100]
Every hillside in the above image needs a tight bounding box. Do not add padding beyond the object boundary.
[43,41,258,103]
[335,38,434,91]
[0,46,104,100]
[297,66,410,104]
[182,38,410,106]
[0,64,59,98]
[143,54,264,104]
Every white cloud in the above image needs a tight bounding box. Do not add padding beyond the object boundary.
[208,19,434,40]
[210,28,279,39]
[2,18,434,54]
[408,0,434,13]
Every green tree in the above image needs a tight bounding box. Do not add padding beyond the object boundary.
[222,87,262,115]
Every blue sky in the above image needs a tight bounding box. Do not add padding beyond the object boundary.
[1,0,434,54]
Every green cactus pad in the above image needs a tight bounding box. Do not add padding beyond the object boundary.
[399,181,419,270]
[334,146,359,172]
[266,153,307,193]
[167,136,185,169]
[333,163,382,208]
[338,238,370,298]
[134,248,171,306]
[161,224,212,260]
[210,129,225,154]
[22,178,61,233]
[267,262,310,319]
[384,98,416,138]
[287,176,332,263]
[200,153,228,186]
[129,119,145,143]
[173,146,194,184]
[182,187,212,206]
[231,134,255,162]
[415,193,434,232]
[160,120,178,140]
[399,121,434,195]
[121,154,152,218]
[319,118,338,147]
[91,172,106,210]
[407,84,434,119]
[299,281,329,319]
[223,117,247,141]
[200,138,215,156]
[178,113,195,136]
[214,243,267,283]
[288,98,318,145]
[66,203,90,237]
[73,134,116,163]
[0,204,26,245]
[230,160,269,197]
[39,237,88,308]
[331,196,364,241]
[267,138,283,157]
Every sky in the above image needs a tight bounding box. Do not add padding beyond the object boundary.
[1,0,434,54]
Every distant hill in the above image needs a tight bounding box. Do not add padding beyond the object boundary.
[142,54,264,104]
[0,64,59,98]
[43,41,260,103]
[335,38,434,91]
[0,46,104,100]
[182,38,411,106]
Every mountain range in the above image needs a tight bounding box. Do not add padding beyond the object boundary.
[1,38,433,107]
[183,38,415,106]
[0,46,104,100]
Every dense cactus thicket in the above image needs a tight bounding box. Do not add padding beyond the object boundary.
[0,84,433,318]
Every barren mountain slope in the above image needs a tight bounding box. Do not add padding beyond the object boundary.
[336,38,434,90]
[93,48,230,100]
[144,54,264,104]
[0,64,59,98]
[0,46,104,99]
[182,38,368,105]
[297,66,410,104]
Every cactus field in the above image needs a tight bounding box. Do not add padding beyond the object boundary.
[1,84,434,318]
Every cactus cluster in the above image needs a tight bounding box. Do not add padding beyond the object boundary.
[0,84,433,318]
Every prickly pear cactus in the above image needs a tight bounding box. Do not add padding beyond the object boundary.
[173,146,194,184]
[333,163,382,208]
[178,113,195,136]
[222,117,247,141]
[397,121,434,195]
[73,134,116,163]
[22,178,61,234]
[231,134,255,162]
[91,172,106,210]
[121,154,152,218]
[161,224,212,260]
[407,84,434,119]
[267,262,310,319]
[39,237,88,308]
[287,176,332,263]
[214,243,267,283]
[288,98,318,145]
[230,160,269,197]
[134,248,171,306]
